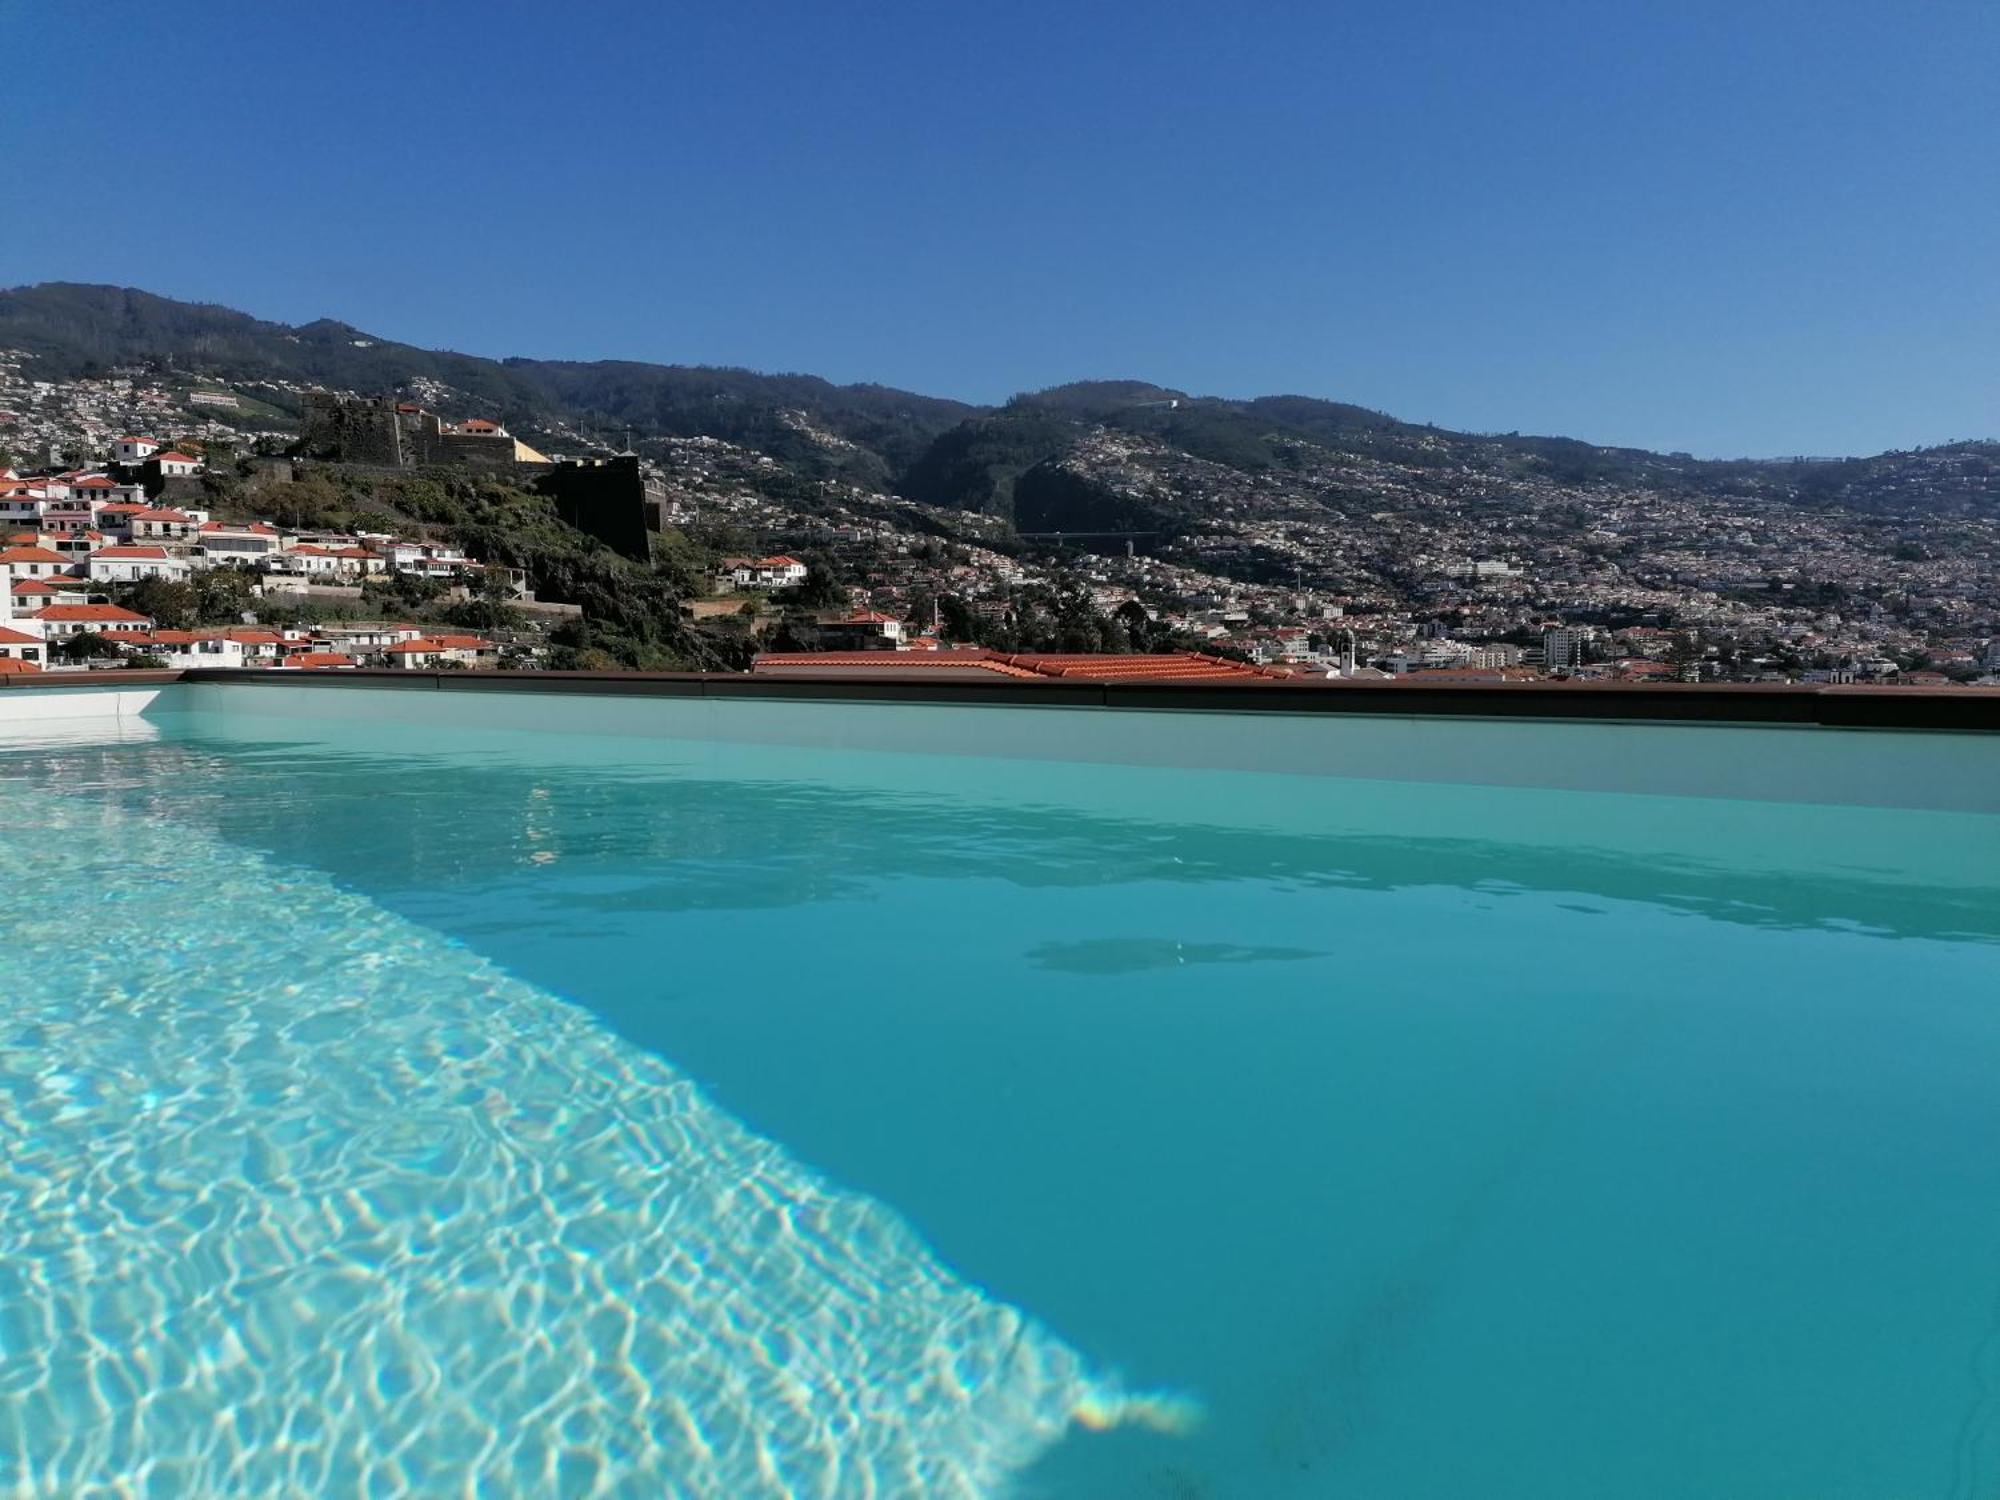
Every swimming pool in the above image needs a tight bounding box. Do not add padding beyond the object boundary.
[4,681,1997,1497]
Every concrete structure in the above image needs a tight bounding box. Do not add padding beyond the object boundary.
[533,455,662,560]
[1543,625,1590,672]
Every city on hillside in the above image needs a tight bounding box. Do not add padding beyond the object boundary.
[1,333,1996,685]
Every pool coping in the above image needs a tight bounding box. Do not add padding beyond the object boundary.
[4,667,1996,731]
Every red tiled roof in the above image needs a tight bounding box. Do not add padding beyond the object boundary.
[34,604,150,623]
[382,635,493,654]
[0,546,70,565]
[288,651,357,669]
[751,649,1290,683]
[92,545,174,560]
[0,658,41,674]
[754,650,1044,678]
[1008,652,1291,681]
[0,625,42,645]
[151,453,198,465]
[131,508,194,522]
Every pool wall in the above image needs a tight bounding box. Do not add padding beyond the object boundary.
[117,675,2000,813]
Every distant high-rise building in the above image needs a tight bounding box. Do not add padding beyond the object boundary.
[1543,626,1589,672]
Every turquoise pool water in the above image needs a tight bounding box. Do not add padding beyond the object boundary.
[3,694,1998,1497]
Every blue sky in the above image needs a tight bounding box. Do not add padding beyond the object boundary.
[3,0,1994,456]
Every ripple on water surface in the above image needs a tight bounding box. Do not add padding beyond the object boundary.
[0,788,1175,1497]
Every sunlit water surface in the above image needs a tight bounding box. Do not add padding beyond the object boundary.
[3,703,1998,1499]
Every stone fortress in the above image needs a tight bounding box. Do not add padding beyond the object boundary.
[295,392,664,558]
[297,392,553,472]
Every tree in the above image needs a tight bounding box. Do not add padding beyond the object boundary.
[192,566,257,623]
[938,595,980,644]
[54,631,119,662]
[119,578,197,630]
[781,563,847,613]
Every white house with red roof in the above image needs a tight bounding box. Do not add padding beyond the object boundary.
[716,555,810,590]
[87,545,193,584]
[380,633,499,669]
[0,483,49,528]
[366,537,471,578]
[0,625,45,667]
[197,520,285,560]
[32,602,153,638]
[129,507,205,543]
[317,622,427,653]
[0,544,74,582]
[10,577,88,613]
[42,529,109,564]
[151,451,203,479]
[94,502,149,538]
[114,436,161,464]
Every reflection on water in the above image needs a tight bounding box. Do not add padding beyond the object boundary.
[1026,940,1331,975]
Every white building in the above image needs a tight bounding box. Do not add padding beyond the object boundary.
[32,603,153,638]
[380,634,498,669]
[129,507,205,543]
[87,545,194,584]
[1542,625,1592,672]
[198,520,286,560]
[0,545,73,581]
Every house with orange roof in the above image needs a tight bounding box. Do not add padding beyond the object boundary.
[0,624,46,666]
[150,451,203,479]
[197,520,286,560]
[114,436,161,464]
[87,545,193,585]
[380,634,498,669]
[32,602,153,638]
[10,577,85,613]
[752,649,1295,683]
[0,544,75,582]
[44,529,111,563]
[94,502,150,538]
[0,485,49,528]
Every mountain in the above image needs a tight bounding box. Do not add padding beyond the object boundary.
[3,282,1995,531]
[0,283,973,489]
